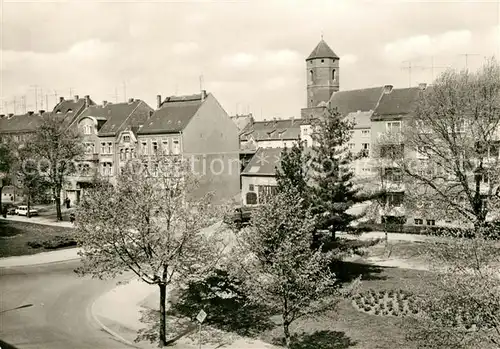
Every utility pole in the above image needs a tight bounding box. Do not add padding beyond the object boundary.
[12,97,17,114]
[199,75,204,92]
[21,96,27,113]
[459,53,480,69]
[401,61,419,87]
[53,90,58,106]
[40,87,44,110]
[114,87,118,103]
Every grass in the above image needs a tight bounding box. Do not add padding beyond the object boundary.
[0,220,76,257]
[259,265,437,349]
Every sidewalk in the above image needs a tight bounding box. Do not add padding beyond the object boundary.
[1,214,74,228]
[92,279,280,349]
[0,248,81,268]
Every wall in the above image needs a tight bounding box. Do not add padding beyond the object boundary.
[241,175,277,205]
[182,94,240,203]
[306,58,339,108]
[256,139,297,148]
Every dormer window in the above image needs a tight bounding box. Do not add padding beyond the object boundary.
[123,135,130,143]
[84,125,92,135]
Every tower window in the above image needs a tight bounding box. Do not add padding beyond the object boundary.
[332,69,336,81]
[309,70,314,84]
[321,59,324,63]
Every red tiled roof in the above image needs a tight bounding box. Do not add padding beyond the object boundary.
[307,39,339,60]
[328,87,385,116]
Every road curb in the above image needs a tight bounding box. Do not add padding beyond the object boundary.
[90,298,143,349]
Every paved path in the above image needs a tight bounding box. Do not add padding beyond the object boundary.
[0,260,132,349]
[1,215,74,228]
[0,248,81,268]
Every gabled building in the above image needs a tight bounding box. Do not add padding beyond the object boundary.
[231,113,255,133]
[65,98,154,203]
[137,91,240,203]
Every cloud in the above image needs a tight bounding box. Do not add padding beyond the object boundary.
[171,42,200,55]
[263,49,301,66]
[341,54,358,65]
[384,29,472,61]
[222,52,257,68]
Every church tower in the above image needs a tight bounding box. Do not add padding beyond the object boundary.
[306,38,339,108]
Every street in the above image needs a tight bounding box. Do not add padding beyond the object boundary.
[0,260,131,349]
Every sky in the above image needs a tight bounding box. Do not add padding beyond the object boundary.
[0,0,499,120]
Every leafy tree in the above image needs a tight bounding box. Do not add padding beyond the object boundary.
[75,156,228,347]
[0,142,15,210]
[275,140,311,199]
[404,227,500,348]
[309,108,369,239]
[14,143,50,217]
[32,113,84,220]
[231,190,358,347]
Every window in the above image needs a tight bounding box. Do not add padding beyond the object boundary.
[85,143,94,154]
[107,143,112,154]
[172,139,180,155]
[123,135,130,143]
[101,142,106,154]
[131,148,135,158]
[321,59,324,63]
[348,143,355,149]
[249,184,254,192]
[152,141,158,154]
[414,218,423,225]
[125,148,129,160]
[386,121,401,133]
[386,192,404,207]
[152,163,159,177]
[142,142,148,155]
[362,130,369,135]
[361,143,369,157]
[162,141,169,154]
[380,144,404,159]
[258,185,278,204]
[120,149,124,161]
[309,70,314,84]
[332,69,336,81]
[426,219,436,226]
[246,192,258,205]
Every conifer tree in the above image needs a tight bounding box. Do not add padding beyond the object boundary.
[309,108,367,239]
[275,140,311,200]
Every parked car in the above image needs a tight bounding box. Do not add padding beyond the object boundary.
[16,205,38,216]
[2,203,17,216]
[224,206,258,228]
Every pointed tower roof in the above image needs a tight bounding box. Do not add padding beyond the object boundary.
[306,39,339,60]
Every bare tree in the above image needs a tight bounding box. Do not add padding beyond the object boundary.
[396,59,500,232]
[32,113,84,221]
[75,155,229,347]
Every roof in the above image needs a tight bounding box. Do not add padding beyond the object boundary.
[372,87,421,117]
[345,111,372,129]
[0,112,46,133]
[138,93,205,135]
[240,118,302,141]
[75,100,150,136]
[53,97,91,114]
[329,87,385,116]
[307,39,339,60]
[231,114,254,132]
[242,147,283,176]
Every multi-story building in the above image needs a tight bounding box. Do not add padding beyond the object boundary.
[65,98,154,203]
[136,91,240,203]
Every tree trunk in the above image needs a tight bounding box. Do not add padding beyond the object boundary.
[54,187,62,221]
[27,195,31,218]
[0,186,3,217]
[283,321,291,348]
[158,283,167,347]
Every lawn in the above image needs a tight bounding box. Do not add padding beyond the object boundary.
[0,220,76,257]
[259,265,436,349]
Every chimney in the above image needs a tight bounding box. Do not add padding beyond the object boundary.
[59,96,64,103]
[128,98,134,103]
[291,116,294,126]
[85,95,91,107]
[39,110,45,115]
[102,100,107,106]
[8,113,14,118]
[383,85,393,94]
[28,111,34,116]
[74,95,79,102]
[201,90,207,102]
[418,83,427,90]
[156,95,162,109]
